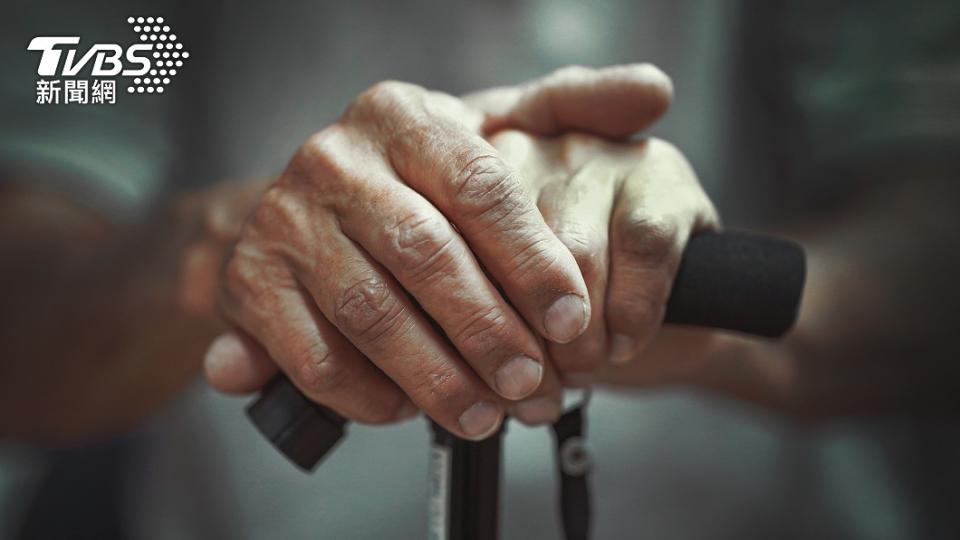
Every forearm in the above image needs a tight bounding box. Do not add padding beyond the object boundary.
[602,177,960,418]
[0,185,232,442]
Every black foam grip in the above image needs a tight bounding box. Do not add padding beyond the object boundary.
[247,375,346,471]
[664,231,805,337]
[248,231,806,471]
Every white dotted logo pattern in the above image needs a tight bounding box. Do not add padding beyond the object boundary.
[124,16,189,95]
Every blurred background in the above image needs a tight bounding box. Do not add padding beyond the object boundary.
[2,0,959,538]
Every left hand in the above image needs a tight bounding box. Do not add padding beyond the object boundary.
[487,130,720,404]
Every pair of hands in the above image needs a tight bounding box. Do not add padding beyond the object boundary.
[193,64,719,440]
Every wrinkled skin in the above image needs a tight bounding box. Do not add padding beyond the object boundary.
[203,65,717,440]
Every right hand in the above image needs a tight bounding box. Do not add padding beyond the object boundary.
[202,65,674,440]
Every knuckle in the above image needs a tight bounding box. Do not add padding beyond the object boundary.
[411,362,472,411]
[506,230,562,282]
[366,80,411,102]
[453,305,511,354]
[386,212,458,284]
[298,129,336,163]
[295,344,348,395]
[350,80,417,118]
[222,247,277,310]
[253,186,292,226]
[386,120,439,170]
[290,128,349,186]
[248,186,312,242]
[615,211,679,268]
[646,137,684,162]
[644,138,698,182]
[555,226,606,280]
[488,129,536,150]
[642,138,718,227]
[334,277,408,344]
[446,153,522,219]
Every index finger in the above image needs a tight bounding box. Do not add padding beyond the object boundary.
[356,83,591,345]
[463,63,674,139]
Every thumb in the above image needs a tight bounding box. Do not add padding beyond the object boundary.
[463,63,673,139]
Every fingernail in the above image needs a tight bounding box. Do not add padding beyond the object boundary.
[204,333,246,376]
[544,294,588,343]
[513,397,561,425]
[459,401,503,440]
[563,372,595,388]
[610,334,635,364]
[495,356,543,399]
[395,400,419,421]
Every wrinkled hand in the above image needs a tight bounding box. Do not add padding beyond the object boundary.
[491,131,719,389]
[203,65,692,440]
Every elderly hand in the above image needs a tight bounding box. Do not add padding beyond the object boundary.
[202,65,696,439]
[490,130,719,409]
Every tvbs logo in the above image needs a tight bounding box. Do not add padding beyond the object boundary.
[28,37,152,77]
[28,16,189,104]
